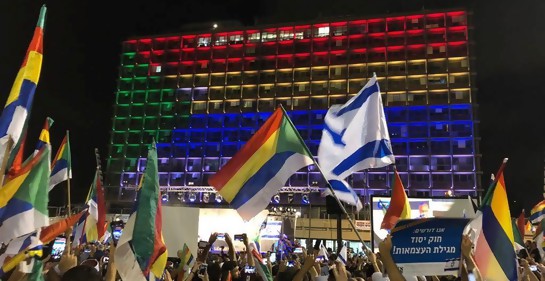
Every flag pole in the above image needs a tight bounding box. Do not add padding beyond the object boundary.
[278,104,371,251]
[66,131,72,216]
[0,138,14,185]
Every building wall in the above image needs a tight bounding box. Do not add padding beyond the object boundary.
[107,10,480,206]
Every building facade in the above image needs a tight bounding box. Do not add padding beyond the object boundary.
[107,9,480,210]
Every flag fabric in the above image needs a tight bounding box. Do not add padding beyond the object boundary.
[82,169,107,242]
[526,221,532,234]
[0,6,46,165]
[27,259,44,281]
[517,210,526,239]
[530,200,545,224]
[0,140,50,244]
[115,142,168,281]
[474,160,517,281]
[176,243,194,281]
[318,75,394,180]
[534,220,545,261]
[249,242,273,281]
[0,211,83,277]
[336,246,347,265]
[318,243,329,261]
[318,75,393,209]
[512,219,525,251]
[321,179,363,211]
[209,107,314,221]
[8,117,52,175]
[49,132,71,191]
[73,211,90,246]
[380,170,411,230]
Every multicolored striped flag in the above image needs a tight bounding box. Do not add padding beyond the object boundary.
[176,243,194,281]
[534,220,545,261]
[474,159,517,281]
[381,169,411,230]
[249,242,273,281]
[0,5,46,166]
[8,117,53,175]
[530,200,545,224]
[209,107,314,221]
[512,219,525,251]
[0,132,50,243]
[81,168,107,242]
[516,210,526,239]
[0,211,84,277]
[72,211,90,246]
[115,142,168,281]
[49,132,71,191]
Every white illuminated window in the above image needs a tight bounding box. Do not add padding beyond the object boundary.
[317,26,330,37]
[198,37,210,47]
[247,33,260,42]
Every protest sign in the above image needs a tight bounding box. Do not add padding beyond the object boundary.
[390,218,470,276]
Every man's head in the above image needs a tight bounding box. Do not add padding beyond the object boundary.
[61,265,101,281]
[221,260,240,279]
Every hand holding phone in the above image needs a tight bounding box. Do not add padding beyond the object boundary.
[110,221,125,246]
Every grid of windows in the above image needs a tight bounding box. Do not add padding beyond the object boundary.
[109,10,479,200]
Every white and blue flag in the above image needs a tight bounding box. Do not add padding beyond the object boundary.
[318,75,394,209]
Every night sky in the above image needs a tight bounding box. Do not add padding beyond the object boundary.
[0,0,543,215]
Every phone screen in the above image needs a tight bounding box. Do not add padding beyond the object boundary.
[199,264,208,275]
[294,247,303,254]
[110,221,125,245]
[530,265,538,272]
[269,253,276,263]
[51,237,66,261]
[113,228,123,242]
[244,266,255,274]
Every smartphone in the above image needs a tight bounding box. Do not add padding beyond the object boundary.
[234,234,244,241]
[262,258,268,264]
[110,221,125,246]
[269,253,276,263]
[315,257,324,262]
[50,237,66,262]
[216,233,225,240]
[244,266,255,274]
[198,241,210,249]
[530,265,538,272]
[287,261,294,267]
[199,264,208,275]
[294,247,303,254]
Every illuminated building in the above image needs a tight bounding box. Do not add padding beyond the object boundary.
[107,10,480,213]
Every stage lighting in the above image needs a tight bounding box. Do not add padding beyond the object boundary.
[202,193,210,203]
[215,194,223,203]
[272,194,281,204]
[287,193,294,204]
[302,194,310,204]
[189,192,197,202]
[177,192,185,202]
[161,193,169,203]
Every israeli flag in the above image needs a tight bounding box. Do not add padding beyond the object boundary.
[322,179,363,211]
[318,75,394,209]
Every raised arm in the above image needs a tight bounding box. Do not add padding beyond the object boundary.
[242,234,255,267]
[225,233,236,261]
[461,235,482,281]
[378,235,405,281]
[293,254,317,281]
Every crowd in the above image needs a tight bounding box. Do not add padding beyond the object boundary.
[3,225,545,281]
